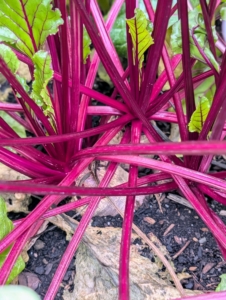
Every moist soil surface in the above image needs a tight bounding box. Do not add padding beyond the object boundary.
[25,193,226,299]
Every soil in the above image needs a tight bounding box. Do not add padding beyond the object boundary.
[25,228,75,300]
[24,192,226,299]
[93,195,226,292]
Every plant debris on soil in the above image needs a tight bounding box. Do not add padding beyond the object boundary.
[93,195,226,292]
[23,193,226,299]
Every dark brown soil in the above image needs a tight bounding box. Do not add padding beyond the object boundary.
[25,228,75,300]
[23,192,226,299]
[93,195,226,292]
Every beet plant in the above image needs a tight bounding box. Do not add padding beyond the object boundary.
[0,0,226,299]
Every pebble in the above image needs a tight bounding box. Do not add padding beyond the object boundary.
[185,281,194,289]
[178,256,186,263]
[35,266,45,275]
[63,271,72,281]
[45,263,53,275]
[166,245,173,252]
[43,258,48,264]
[199,237,207,244]
[195,232,201,238]
[34,240,45,250]
[198,247,203,258]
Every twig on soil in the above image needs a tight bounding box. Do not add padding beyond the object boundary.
[211,160,226,170]
[78,172,92,187]
[172,240,191,259]
[155,193,165,213]
[90,160,100,185]
[163,224,175,236]
[206,282,218,288]
[191,273,206,291]
[167,193,193,209]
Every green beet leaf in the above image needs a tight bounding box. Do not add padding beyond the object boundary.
[31,51,54,116]
[83,28,91,64]
[0,0,63,58]
[216,274,226,292]
[171,8,219,72]
[0,111,26,138]
[0,44,19,74]
[110,3,127,58]
[110,1,148,58]
[0,286,41,300]
[190,0,200,7]
[0,197,25,284]
[126,8,154,87]
[188,96,210,133]
[110,1,177,58]
[97,0,113,15]
[16,75,30,96]
[220,7,226,21]
[0,44,29,100]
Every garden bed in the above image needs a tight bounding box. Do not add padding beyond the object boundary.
[23,192,226,299]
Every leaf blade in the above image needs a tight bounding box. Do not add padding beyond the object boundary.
[216,274,226,292]
[126,8,154,87]
[0,0,63,57]
[171,8,219,72]
[83,28,91,64]
[188,96,210,133]
[31,50,53,116]
[0,197,25,284]
[0,44,19,74]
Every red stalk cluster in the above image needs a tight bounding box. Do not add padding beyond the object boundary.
[0,1,226,299]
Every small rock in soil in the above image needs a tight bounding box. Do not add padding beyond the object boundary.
[198,247,203,258]
[185,281,194,289]
[199,237,207,244]
[63,271,73,282]
[178,256,187,264]
[18,272,40,290]
[166,245,173,252]
[34,240,45,250]
[45,263,53,275]
[35,266,45,275]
